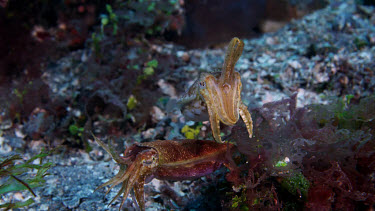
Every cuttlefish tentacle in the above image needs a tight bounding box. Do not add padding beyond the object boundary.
[92,134,127,165]
[201,78,223,143]
[133,178,146,211]
[109,178,128,205]
[95,165,127,192]
[220,37,244,84]
[239,102,253,138]
[106,156,142,209]
[105,161,138,196]
[94,149,144,210]
[208,104,222,143]
[118,165,142,210]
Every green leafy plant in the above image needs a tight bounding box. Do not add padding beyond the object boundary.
[100,4,118,36]
[0,151,54,209]
[137,59,158,84]
[275,159,288,167]
[310,94,375,129]
[91,32,102,57]
[122,0,177,36]
[281,172,310,200]
[13,89,27,104]
[353,37,368,49]
[69,123,84,136]
[68,118,92,152]
[127,95,138,110]
[231,188,249,210]
[91,4,118,57]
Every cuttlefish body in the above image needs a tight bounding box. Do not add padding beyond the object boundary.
[179,37,253,142]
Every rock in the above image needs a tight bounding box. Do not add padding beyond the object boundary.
[150,106,166,123]
[62,197,80,209]
[142,128,156,139]
[13,192,24,201]
[0,135,25,155]
[88,149,104,161]
[288,60,302,69]
[157,79,177,98]
[177,51,190,62]
[29,140,47,153]
[0,136,12,155]
[23,108,54,139]
[0,118,12,130]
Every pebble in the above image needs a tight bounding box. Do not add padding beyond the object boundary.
[142,128,156,139]
[288,60,302,69]
[15,127,26,138]
[89,149,104,161]
[0,118,12,130]
[13,192,24,200]
[157,79,177,98]
[0,136,12,155]
[63,197,80,209]
[150,106,166,123]
[29,140,46,153]
[39,204,49,211]
[177,51,190,62]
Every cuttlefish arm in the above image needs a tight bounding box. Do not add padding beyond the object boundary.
[220,37,244,84]
[239,102,253,139]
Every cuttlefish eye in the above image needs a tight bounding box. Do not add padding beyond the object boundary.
[142,155,157,165]
[199,81,206,88]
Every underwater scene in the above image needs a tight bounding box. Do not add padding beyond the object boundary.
[1,0,375,210]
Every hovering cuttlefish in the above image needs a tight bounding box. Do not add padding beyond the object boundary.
[179,37,253,142]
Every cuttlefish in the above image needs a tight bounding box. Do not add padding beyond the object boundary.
[179,37,253,142]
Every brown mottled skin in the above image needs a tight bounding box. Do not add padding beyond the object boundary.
[179,37,253,142]
[93,136,234,211]
[142,139,232,180]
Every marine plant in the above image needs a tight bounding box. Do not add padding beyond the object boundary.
[228,93,375,209]
[0,151,53,209]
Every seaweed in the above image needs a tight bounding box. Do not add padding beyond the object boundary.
[226,94,375,210]
[0,151,54,209]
